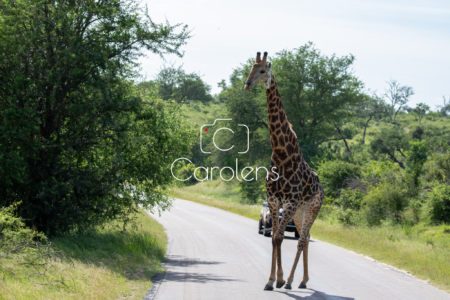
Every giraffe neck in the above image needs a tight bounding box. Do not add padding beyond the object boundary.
[266,74,301,162]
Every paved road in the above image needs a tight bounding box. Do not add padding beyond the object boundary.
[147,199,450,300]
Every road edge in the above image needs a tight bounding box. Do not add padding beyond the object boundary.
[143,234,174,300]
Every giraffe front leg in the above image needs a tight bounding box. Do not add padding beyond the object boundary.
[275,203,298,289]
[275,241,285,288]
[264,205,279,291]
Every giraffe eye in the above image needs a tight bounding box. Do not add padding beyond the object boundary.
[260,70,265,74]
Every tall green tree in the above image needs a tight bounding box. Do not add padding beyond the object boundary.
[152,65,214,103]
[218,43,366,162]
[272,43,365,155]
[0,0,194,235]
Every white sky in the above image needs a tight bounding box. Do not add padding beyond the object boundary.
[139,0,450,109]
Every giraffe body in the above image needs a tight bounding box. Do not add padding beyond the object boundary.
[244,52,324,290]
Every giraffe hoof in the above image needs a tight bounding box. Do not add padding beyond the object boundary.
[299,283,307,289]
[284,284,292,290]
[264,285,274,291]
[276,281,285,288]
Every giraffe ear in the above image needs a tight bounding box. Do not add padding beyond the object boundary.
[267,62,272,69]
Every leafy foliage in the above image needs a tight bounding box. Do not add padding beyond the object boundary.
[363,179,409,225]
[272,43,365,149]
[0,203,46,256]
[405,141,428,187]
[317,160,361,197]
[426,183,450,224]
[413,103,430,124]
[0,0,194,235]
[147,65,214,103]
[370,126,409,168]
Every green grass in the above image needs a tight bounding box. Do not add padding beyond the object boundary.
[0,209,166,300]
[170,180,261,220]
[172,180,450,293]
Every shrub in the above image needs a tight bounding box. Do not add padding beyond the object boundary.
[363,160,402,180]
[239,179,265,204]
[337,209,356,226]
[336,188,364,211]
[177,163,200,186]
[421,146,450,184]
[426,183,450,224]
[0,203,46,256]
[363,179,409,225]
[317,160,361,197]
[405,140,428,187]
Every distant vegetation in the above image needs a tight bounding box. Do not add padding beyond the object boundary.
[143,43,450,231]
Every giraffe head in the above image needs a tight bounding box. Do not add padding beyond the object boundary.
[244,52,272,90]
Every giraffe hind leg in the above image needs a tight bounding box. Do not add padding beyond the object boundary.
[285,207,305,289]
[297,197,322,289]
[299,233,310,289]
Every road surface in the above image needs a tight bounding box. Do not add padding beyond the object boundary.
[146,199,450,300]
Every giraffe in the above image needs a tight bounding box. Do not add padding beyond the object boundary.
[244,52,324,291]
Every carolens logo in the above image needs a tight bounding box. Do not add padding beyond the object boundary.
[171,119,279,182]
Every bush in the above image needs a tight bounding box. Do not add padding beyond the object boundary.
[427,183,450,224]
[336,188,364,211]
[317,160,361,197]
[0,203,46,256]
[363,160,402,180]
[421,147,450,184]
[177,163,201,186]
[405,140,428,187]
[363,179,409,225]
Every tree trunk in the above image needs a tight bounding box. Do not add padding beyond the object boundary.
[331,119,351,155]
[362,115,372,144]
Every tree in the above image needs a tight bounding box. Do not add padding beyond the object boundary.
[0,0,194,235]
[384,79,414,122]
[370,127,409,169]
[153,65,213,103]
[356,95,390,144]
[219,42,366,162]
[272,43,365,154]
[436,96,450,117]
[405,140,428,187]
[413,103,430,124]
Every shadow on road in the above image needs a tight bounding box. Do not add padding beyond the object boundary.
[166,255,224,267]
[164,271,244,283]
[275,289,354,300]
[163,255,244,283]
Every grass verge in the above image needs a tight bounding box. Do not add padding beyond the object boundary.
[0,209,166,300]
[171,180,450,292]
[170,180,261,220]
